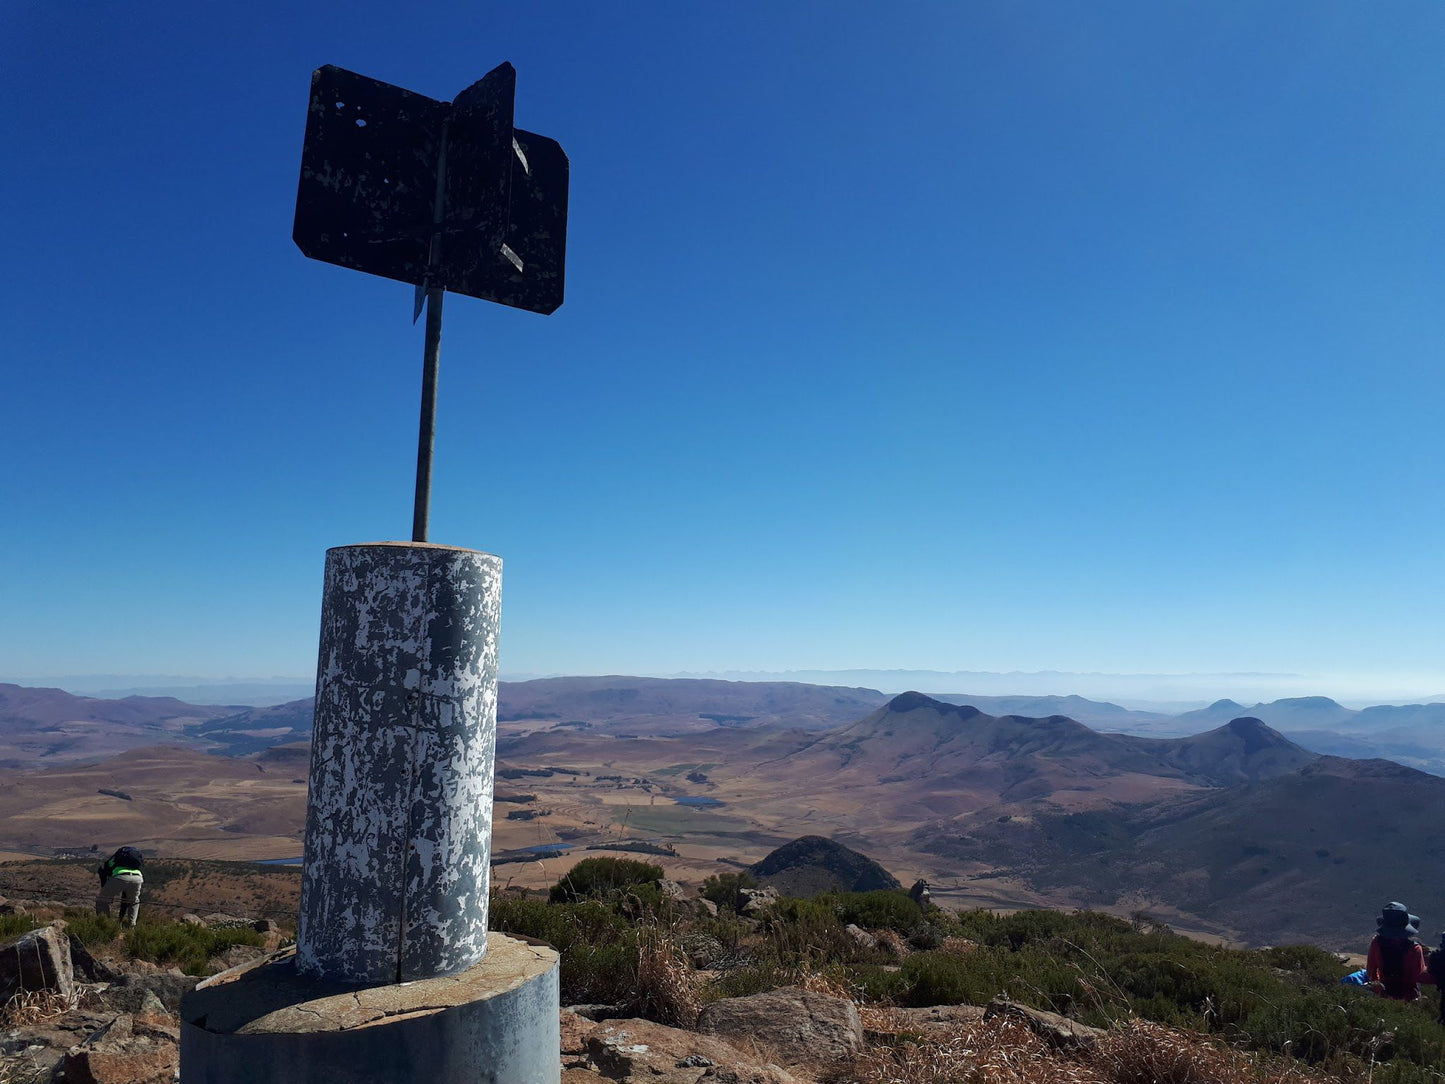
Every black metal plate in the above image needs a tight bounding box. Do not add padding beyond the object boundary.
[293,66,447,287]
[449,129,569,315]
[293,63,567,313]
[440,64,516,293]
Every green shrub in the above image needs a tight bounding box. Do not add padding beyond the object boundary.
[549,857,664,903]
[0,913,39,940]
[1257,943,1347,984]
[700,871,756,910]
[123,918,264,976]
[490,895,641,1004]
[834,890,923,933]
[758,897,859,965]
[61,910,122,946]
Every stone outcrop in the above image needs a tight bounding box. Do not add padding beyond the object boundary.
[108,969,200,1013]
[862,1003,984,1042]
[580,1017,808,1083]
[0,922,74,1003]
[984,997,1104,1051]
[736,886,779,917]
[697,987,861,1064]
[70,932,124,983]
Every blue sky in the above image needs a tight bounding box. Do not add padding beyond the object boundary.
[3,3,1443,700]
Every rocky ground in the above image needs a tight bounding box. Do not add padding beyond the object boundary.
[0,911,281,1083]
[3,895,1335,1084]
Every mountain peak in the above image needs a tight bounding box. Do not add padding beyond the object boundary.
[1222,716,1284,753]
[885,691,981,719]
[1224,716,1270,734]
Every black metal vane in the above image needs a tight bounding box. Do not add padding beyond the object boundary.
[293,62,569,542]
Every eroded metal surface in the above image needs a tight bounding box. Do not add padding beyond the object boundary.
[297,543,502,984]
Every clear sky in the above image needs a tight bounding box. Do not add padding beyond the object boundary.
[3,2,1443,700]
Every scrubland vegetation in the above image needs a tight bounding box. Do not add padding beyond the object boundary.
[490,857,1445,1084]
[3,909,266,976]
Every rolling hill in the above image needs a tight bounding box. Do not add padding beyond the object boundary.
[912,753,1445,945]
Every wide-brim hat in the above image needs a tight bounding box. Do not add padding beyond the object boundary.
[1378,901,1420,939]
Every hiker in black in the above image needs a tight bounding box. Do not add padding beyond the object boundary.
[95,845,144,927]
[1366,901,1433,1001]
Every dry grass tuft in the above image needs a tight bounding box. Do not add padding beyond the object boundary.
[830,1015,1337,1084]
[789,966,856,1002]
[635,919,702,1028]
[1090,1021,1328,1084]
[857,1002,913,1035]
[0,987,77,1028]
[830,1015,1103,1084]
[936,936,979,957]
[0,1058,54,1084]
[873,928,911,959]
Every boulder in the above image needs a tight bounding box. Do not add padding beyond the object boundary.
[252,918,279,934]
[737,886,779,917]
[63,1036,177,1084]
[108,970,199,1014]
[698,987,861,1063]
[70,933,123,983]
[561,1008,598,1063]
[684,933,726,968]
[199,913,249,928]
[180,914,205,926]
[699,1069,801,1084]
[564,1002,633,1022]
[585,1018,806,1084]
[206,943,266,972]
[863,1003,984,1043]
[983,998,1103,1052]
[844,924,877,950]
[132,1003,180,1044]
[695,898,719,918]
[0,922,74,1003]
[100,985,169,1017]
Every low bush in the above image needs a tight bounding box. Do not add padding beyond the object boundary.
[62,910,122,947]
[60,909,263,976]
[548,857,664,903]
[700,871,756,910]
[0,913,39,940]
[490,895,639,1004]
[834,890,924,934]
[123,919,264,976]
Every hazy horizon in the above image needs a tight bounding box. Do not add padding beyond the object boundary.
[8,666,1442,712]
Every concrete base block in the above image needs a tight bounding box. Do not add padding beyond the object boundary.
[179,933,559,1084]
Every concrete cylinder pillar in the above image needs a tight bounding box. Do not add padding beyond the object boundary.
[181,936,560,1084]
[297,542,502,983]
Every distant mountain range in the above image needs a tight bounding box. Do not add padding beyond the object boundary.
[4,679,1445,946]
[671,669,1445,708]
[9,678,1445,775]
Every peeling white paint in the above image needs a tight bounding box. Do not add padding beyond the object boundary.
[297,543,502,983]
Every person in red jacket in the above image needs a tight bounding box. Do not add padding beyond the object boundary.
[1367,901,1435,1001]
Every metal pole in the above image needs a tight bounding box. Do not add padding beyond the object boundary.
[412,117,451,544]
[412,286,444,542]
